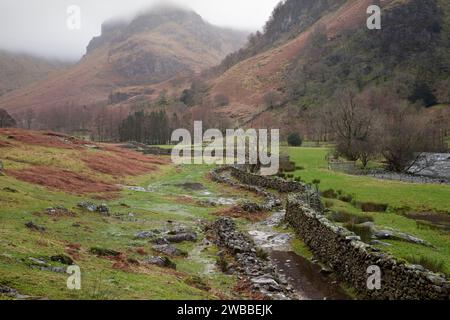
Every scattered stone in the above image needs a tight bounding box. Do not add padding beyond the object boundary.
[251,275,281,291]
[373,229,433,247]
[28,257,47,266]
[3,187,18,193]
[89,247,121,257]
[50,254,74,265]
[135,231,157,239]
[97,204,109,215]
[77,202,109,215]
[0,285,32,299]
[158,232,198,244]
[152,244,187,257]
[77,202,97,212]
[241,202,262,213]
[25,221,45,232]
[142,256,176,269]
[45,206,74,216]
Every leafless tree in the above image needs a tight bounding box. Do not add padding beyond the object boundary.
[0,108,16,128]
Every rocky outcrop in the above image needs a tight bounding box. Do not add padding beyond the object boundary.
[286,194,450,300]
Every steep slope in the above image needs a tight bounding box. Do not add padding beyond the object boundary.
[208,0,395,121]
[0,50,68,97]
[0,7,247,116]
[208,0,450,123]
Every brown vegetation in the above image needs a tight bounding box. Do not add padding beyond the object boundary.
[7,166,120,194]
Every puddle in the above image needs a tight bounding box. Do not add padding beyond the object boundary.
[248,210,291,251]
[270,251,350,300]
[248,230,292,250]
[206,197,238,206]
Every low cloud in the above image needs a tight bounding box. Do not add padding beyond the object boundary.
[0,0,280,61]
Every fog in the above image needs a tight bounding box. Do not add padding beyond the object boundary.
[0,0,281,62]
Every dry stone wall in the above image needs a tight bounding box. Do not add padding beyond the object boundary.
[286,195,450,300]
[212,165,450,300]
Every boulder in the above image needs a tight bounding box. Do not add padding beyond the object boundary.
[77,202,97,212]
[25,221,46,232]
[152,244,187,257]
[157,232,198,244]
[97,204,110,215]
[135,231,157,239]
[143,256,176,269]
[89,247,121,257]
[50,254,74,265]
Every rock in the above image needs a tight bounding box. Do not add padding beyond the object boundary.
[46,206,72,216]
[45,266,67,273]
[161,232,198,244]
[152,244,187,257]
[0,285,32,299]
[135,231,157,239]
[3,187,18,193]
[25,221,45,232]
[29,257,47,266]
[77,202,97,212]
[142,256,176,269]
[89,247,121,257]
[251,275,280,291]
[241,202,262,213]
[97,204,109,215]
[373,229,432,247]
[50,254,74,265]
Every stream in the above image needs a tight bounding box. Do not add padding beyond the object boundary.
[248,210,350,300]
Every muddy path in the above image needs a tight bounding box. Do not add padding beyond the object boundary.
[247,210,350,300]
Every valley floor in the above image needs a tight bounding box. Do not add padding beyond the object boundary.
[1,131,449,300]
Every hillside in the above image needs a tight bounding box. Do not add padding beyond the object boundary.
[0,50,67,97]
[0,7,247,117]
[0,129,265,299]
[206,0,450,123]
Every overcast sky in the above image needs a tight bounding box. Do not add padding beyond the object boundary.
[0,0,281,61]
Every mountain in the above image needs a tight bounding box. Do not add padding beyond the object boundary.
[0,50,68,97]
[0,7,247,116]
[206,0,450,123]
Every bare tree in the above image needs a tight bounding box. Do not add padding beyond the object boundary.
[0,108,16,128]
[380,106,442,172]
[263,90,281,109]
[329,89,375,161]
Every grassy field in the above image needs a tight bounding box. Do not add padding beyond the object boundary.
[284,147,450,275]
[0,129,262,300]
[0,164,251,299]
